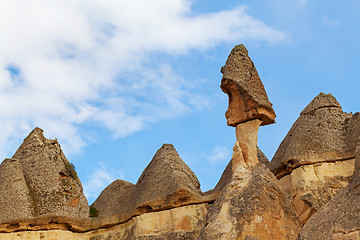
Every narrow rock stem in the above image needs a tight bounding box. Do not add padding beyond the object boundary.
[234,119,262,168]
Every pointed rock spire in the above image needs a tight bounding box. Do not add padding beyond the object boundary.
[270,93,354,178]
[300,92,341,115]
[0,127,89,232]
[220,44,275,126]
[270,93,360,224]
[92,144,207,227]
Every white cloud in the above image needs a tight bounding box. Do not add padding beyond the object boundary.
[82,162,122,203]
[208,146,230,164]
[322,16,340,27]
[0,0,286,159]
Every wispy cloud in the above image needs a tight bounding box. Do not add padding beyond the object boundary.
[208,146,230,164]
[298,0,307,6]
[82,162,123,203]
[322,16,340,27]
[0,0,286,159]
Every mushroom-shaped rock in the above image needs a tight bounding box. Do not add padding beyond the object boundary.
[92,144,207,227]
[298,142,360,240]
[221,44,275,127]
[0,127,89,232]
[269,93,360,224]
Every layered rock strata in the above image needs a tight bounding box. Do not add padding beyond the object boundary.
[0,204,209,240]
[298,142,360,240]
[270,93,360,224]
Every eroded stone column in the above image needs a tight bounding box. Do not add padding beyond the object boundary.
[233,119,262,169]
[220,44,275,169]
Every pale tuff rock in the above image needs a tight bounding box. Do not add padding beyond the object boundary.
[278,160,355,225]
[92,144,209,227]
[269,93,359,224]
[205,146,270,200]
[0,127,89,232]
[298,143,360,240]
[270,93,357,178]
[199,45,300,240]
[235,119,262,168]
[0,204,209,240]
[199,144,301,240]
[220,44,275,126]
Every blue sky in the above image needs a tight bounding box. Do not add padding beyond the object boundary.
[0,0,359,204]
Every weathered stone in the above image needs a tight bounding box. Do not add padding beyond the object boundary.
[220,44,275,126]
[298,143,360,240]
[92,144,208,227]
[207,146,270,199]
[269,93,359,224]
[199,143,301,240]
[235,119,262,168]
[270,93,357,178]
[278,160,355,224]
[257,147,270,167]
[0,127,89,231]
[0,204,209,240]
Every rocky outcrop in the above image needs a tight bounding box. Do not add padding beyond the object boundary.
[0,204,209,240]
[1,44,359,239]
[270,93,358,177]
[0,127,89,232]
[220,44,276,127]
[199,144,301,240]
[298,143,360,240]
[269,93,359,224]
[199,44,301,239]
[208,146,270,198]
[92,144,210,227]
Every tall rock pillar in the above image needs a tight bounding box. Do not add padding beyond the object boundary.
[199,44,300,240]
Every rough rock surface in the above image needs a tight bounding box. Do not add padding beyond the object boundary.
[0,204,209,240]
[220,44,275,126]
[92,144,208,227]
[257,147,270,167]
[206,146,270,199]
[298,144,360,240]
[270,93,358,178]
[0,127,89,231]
[269,93,360,224]
[278,160,355,224]
[199,143,301,240]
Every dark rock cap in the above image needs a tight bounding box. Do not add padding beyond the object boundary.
[300,92,341,115]
[270,93,359,178]
[0,127,89,229]
[220,44,276,126]
[92,143,206,226]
